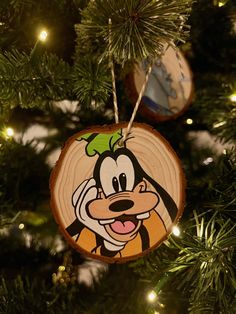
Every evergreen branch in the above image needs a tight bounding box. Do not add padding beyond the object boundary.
[79,0,192,64]
[8,0,35,12]
[0,276,81,314]
[0,50,72,110]
[167,213,236,313]
[189,151,236,220]
[205,152,236,218]
[0,49,112,111]
[72,56,112,107]
[0,265,148,314]
[0,138,50,213]
[192,80,236,144]
[0,212,21,230]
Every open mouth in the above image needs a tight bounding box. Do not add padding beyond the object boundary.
[109,215,138,234]
[99,212,150,234]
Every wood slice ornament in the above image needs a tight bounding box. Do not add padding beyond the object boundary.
[50,123,185,263]
[127,45,193,122]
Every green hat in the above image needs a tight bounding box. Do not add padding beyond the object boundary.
[77,129,123,157]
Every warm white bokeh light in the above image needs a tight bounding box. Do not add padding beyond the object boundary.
[213,121,226,128]
[5,127,14,137]
[38,30,48,42]
[186,118,193,125]
[147,290,157,303]
[202,157,214,165]
[172,225,181,237]
[229,93,236,102]
[218,1,225,7]
[58,265,65,272]
[18,223,25,230]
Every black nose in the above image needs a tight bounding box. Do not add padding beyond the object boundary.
[109,200,134,212]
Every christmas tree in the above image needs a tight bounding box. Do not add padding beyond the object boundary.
[0,1,235,313]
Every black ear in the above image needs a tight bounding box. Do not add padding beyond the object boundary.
[144,173,178,221]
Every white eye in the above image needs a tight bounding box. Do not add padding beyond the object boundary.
[100,157,118,196]
[116,155,135,191]
[99,154,135,196]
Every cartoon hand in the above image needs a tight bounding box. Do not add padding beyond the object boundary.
[72,178,98,222]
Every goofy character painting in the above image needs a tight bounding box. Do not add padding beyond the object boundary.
[65,129,179,261]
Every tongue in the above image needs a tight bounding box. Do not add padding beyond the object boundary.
[110,220,136,234]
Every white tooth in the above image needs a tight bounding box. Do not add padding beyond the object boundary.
[136,212,150,220]
[99,219,115,225]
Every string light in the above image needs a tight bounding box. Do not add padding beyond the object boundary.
[58,265,66,272]
[213,121,226,128]
[172,225,181,237]
[147,290,157,303]
[18,223,25,230]
[186,118,193,125]
[223,149,227,155]
[217,0,230,7]
[5,127,14,138]
[38,29,48,42]
[202,157,214,165]
[229,93,236,102]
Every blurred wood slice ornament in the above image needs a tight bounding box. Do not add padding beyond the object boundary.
[127,45,193,122]
[50,123,185,263]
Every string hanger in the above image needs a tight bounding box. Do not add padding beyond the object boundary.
[108,19,153,144]
[108,18,186,143]
[108,18,119,124]
[123,62,153,142]
[123,42,170,141]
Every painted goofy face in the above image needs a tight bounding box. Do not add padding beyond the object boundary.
[52,124,183,261]
[88,148,160,242]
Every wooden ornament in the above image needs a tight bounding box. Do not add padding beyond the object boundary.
[127,45,193,122]
[50,123,185,263]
